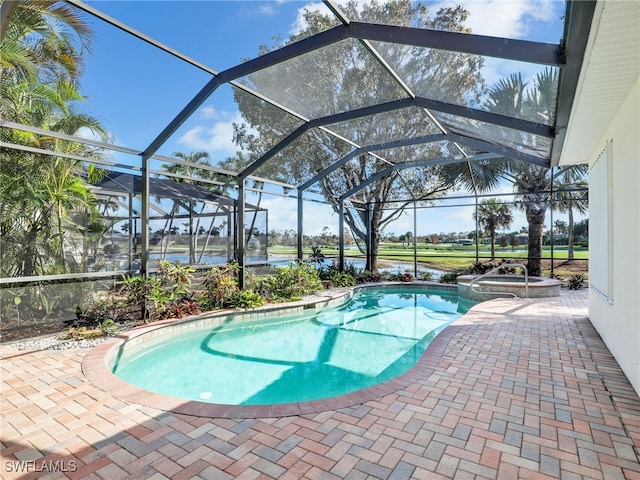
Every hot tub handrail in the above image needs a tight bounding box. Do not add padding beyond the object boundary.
[469,263,529,298]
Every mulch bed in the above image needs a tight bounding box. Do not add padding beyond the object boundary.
[1,322,71,344]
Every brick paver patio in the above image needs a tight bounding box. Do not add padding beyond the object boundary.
[2,291,640,479]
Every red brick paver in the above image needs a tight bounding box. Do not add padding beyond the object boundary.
[2,291,640,479]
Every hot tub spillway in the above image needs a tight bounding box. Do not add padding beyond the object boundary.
[457,274,561,301]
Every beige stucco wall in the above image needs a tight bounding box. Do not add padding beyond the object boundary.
[588,75,640,394]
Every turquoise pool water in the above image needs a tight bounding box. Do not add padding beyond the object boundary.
[112,287,474,405]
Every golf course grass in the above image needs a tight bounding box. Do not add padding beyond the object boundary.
[269,243,588,272]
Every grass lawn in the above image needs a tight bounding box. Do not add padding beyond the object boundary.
[269,243,588,273]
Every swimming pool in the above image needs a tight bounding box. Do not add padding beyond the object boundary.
[111,286,474,406]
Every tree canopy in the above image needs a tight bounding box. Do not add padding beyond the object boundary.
[232,0,487,271]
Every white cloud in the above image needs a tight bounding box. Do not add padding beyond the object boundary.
[176,109,243,155]
[289,2,331,36]
[258,4,277,16]
[290,0,560,40]
[430,0,562,87]
[239,2,280,18]
[198,106,222,120]
[480,57,542,90]
[431,0,559,39]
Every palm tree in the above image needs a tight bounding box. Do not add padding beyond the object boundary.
[0,1,108,275]
[447,68,588,276]
[2,77,109,274]
[554,220,568,235]
[473,199,513,259]
[553,164,588,260]
[162,150,213,183]
[405,231,413,249]
[0,1,93,85]
[1,1,93,123]
[46,160,90,269]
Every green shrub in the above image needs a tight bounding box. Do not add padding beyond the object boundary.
[201,263,240,310]
[107,261,202,321]
[567,273,585,290]
[251,262,322,301]
[228,290,265,309]
[328,271,356,287]
[497,264,518,275]
[317,261,337,281]
[343,261,360,278]
[146,275,172,319]
[420,271,433,281]
[308,246,325,266]
[118,275,151,306]
[356,271,384,284]
[76,261,203,324]
[440,272,459,284]
[100,318,120,335]
[467,261,495,274]
[157,260,195,289]
[318,260,360,281]
[116,274,155,321]
[388,272,413,282]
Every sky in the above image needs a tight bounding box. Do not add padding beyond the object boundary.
[76,0,570,236]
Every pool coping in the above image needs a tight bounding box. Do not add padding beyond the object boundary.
[82,282,464,418]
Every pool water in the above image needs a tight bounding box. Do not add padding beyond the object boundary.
[112,287,473,405]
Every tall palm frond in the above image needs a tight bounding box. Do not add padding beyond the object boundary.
[525,67,558,123]
[2,1,94,85]
[484,73,526,117]
[473,198,514,259]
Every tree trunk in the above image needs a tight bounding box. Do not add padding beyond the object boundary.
[526,206,546,277]
[567,208,575,261]
[57,201,66,270]
[366,204,384,273]
[21,229,39,277]
[369,227,381,272]
[490,230,496,260]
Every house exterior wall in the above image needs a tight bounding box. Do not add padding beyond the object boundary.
[588,75,640,393]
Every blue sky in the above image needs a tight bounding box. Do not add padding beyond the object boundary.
[77,1,569,235]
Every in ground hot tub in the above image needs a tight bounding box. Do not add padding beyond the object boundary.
[457,274,561,301]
